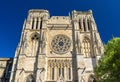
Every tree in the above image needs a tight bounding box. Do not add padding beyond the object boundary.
[94,37,120,82]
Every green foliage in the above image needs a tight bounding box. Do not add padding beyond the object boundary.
[94,37,120,82]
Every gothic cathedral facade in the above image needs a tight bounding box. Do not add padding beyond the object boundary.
[10,9,104,82]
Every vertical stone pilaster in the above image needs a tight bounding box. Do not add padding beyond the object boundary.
[54,66,57,80]
[64,66,67,80]
[71,67,73,80]
[81,18,84,32]
[85,18,88,31]
[46,66,49,80]
[30,18,33,29]
[38,17,41,29]
[34,18,37,29]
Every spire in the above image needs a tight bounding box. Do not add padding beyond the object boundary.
[69,12,71,19]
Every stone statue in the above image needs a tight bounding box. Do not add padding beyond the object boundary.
[39,68,45,82]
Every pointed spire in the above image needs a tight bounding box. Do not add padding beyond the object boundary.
[69,12,71,19]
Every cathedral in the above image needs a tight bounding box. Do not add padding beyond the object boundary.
[0,9,104,82]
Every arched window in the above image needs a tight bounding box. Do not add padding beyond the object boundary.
[82,37,91,57]
[79,19,82,30]
[62,68,64,78]
[32,18,34,29]
[68,68,71,80]
[52,68,54,80]
[83,19,86,31]
[26,75,35,82]
[58,68,61,77]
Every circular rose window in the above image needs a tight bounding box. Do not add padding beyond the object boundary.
[51,34,71,54]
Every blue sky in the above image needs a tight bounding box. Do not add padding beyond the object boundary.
[0,0,120,57]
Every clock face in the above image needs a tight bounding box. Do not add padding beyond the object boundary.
[51,34,71,54]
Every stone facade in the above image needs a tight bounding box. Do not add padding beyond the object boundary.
[8,9,104,82]
[0,58,13,82]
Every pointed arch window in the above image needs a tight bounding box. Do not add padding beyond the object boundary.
[58,68,61,77]
[68,68,71,80]
[83,38,91,57]
[79,19,81,30]
[52,68,54,80]
[62,68,64,78]
[31,33,40,56]
[32,18,34,29]
[83,19,86,31]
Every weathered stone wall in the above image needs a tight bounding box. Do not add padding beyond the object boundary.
[0,58,13,82]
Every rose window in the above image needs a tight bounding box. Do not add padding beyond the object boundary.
[51,34,71,54]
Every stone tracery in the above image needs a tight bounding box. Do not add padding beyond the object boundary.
[47,59,72,81]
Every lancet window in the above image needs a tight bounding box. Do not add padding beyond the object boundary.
[62,68,64,77]
[68,68,71,80]
[32,18,34,29]
[79,19,82,30]
[83,19,86,31]
[52,68,54,80]
[30,33,40,56]
[31,17,42,29]
[59,68,61,77]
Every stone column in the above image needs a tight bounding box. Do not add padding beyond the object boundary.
[34,18,37,29]
[32,40,35,56]
[38,17,41,29]
[71,67,73,80]
[54,66,57,80]
[74,21,79,30]
[47,66,50,80]
[64,66,67,80]
[30,18,33,29]
[81,18,84,32]
[35,41,38,56]
[85,18,88,31]
[41,31,46,54]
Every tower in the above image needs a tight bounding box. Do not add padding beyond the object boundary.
[10,9,104,82]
